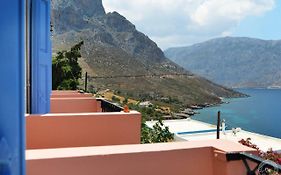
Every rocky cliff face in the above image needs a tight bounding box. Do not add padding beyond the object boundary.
[51,0,105,34]
[165,37,281,88]
[51,0,243,105]
[51,0,165,63]
[51,0,105,20]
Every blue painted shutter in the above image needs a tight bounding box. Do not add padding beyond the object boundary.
[31,0,51,114]
[0,0,25,175]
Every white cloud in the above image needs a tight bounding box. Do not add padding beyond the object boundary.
[103,0,275,49]
[190,0,274,26]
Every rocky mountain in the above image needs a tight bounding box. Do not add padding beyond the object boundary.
[51,0,243,106]
[165,37,281,88]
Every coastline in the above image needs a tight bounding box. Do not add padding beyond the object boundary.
[189,88,281,139]
[185,93,249,117]
[188,87,251,113]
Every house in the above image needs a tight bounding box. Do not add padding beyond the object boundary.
[139,101,153,107]
[0,1,279,175]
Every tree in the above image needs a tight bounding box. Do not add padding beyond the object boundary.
[127,104,174,143]
[52,41,83,90]
[141,120,174,144]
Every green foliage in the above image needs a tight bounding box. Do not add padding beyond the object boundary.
[128,103,162,121]
[111,95,121,103]
[141,120,174,144]
[127,103,174,143]
[52,41,84,90]
[123,97,128,105]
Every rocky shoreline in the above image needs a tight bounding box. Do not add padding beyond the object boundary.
[166,94,250,120]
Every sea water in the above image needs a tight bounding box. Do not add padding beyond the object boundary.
[194,89,281,139]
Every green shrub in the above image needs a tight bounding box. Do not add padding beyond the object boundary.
[112,95,120,103]
[52,41,83,90]
[123,97,128,105]
[141,120,174,144]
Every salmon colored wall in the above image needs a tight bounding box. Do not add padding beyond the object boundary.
[212,149,257,175]
[226,161,257,175]
[51,93,93,98]
[52,91,78,94]
[26,140,256,175]
[26,112,141,149]
[27,148,214,175]
[50,98,102,113]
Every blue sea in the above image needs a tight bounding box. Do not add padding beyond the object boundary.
[194,89,281,139]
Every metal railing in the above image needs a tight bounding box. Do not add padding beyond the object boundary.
[96,99,123,112]
[226,152,281,175]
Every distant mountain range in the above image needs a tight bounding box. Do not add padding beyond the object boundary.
[165,37,281,88]
[51,0,243,105]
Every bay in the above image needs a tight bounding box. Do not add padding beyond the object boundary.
[194,88,281,139]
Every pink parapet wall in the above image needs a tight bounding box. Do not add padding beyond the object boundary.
[50,98,102,113]
[50,91,100,112]
[51,93,93,98]
[26,140,257,175]
[52,91,79,94]
[26,111,141,149]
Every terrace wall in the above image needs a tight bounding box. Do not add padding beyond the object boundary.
[26,140,257,175]
[51,93,93,98]
[26,112,141,149]
[50,98,102,113]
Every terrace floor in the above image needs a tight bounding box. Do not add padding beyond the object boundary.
[147,119,281,151]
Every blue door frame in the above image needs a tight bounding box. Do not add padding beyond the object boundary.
[0,0,51,174]
[0,1,26,175]
[31,0,52,114]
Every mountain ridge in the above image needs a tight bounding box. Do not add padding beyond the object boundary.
[165,37,281,88]
[51,0,244,106]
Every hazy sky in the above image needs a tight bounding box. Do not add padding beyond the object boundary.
[103,0,280,50]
